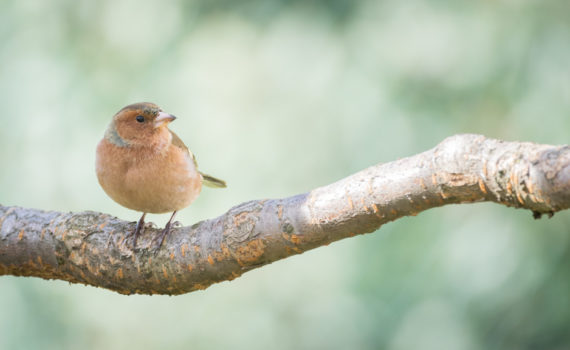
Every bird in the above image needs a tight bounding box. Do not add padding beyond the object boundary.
[96,102,226,249]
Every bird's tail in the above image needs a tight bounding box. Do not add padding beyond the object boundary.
[200,172,227,188]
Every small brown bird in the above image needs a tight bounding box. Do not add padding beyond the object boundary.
[96,102,226,248]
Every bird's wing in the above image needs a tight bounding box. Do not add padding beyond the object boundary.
[170,130,197,167]
[169,130,226,188]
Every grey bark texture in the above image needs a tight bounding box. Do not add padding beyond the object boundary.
[1,134,568,295]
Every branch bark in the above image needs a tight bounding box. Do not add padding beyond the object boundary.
[1,134,568,295]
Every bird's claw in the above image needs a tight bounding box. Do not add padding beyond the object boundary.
[150,211,178,251]
[151,224,175,251]
[125,213,147,250]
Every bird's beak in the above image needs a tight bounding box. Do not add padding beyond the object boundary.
[154,112,176,128]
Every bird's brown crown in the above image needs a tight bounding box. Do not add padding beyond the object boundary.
[116,102,160,117]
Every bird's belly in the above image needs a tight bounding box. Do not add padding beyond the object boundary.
[97,146,202,213]
[123,157,202,213]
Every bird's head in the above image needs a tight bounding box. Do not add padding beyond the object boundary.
[107,102,176,147]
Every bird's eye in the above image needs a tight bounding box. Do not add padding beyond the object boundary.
[136,115,145,123]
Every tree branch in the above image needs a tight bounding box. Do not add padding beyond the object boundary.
[1,134,568,295]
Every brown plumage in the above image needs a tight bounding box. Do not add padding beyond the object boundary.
[96,102,226,248]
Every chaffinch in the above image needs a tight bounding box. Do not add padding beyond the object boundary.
[96,102,226,248]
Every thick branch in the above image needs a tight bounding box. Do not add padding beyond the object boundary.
[1,134,568,295]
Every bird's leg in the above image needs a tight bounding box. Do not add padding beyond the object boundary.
[128,212,146,249]
[154,211,177,249]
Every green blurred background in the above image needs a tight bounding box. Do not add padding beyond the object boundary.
[0,0,569,349]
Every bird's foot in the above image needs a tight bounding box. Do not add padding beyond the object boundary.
[125,213,146,249]
[152,222,173,250]
[151,211,178,250]
[128,223,144,249]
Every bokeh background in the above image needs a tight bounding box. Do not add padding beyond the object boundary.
[0,0,569,349]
